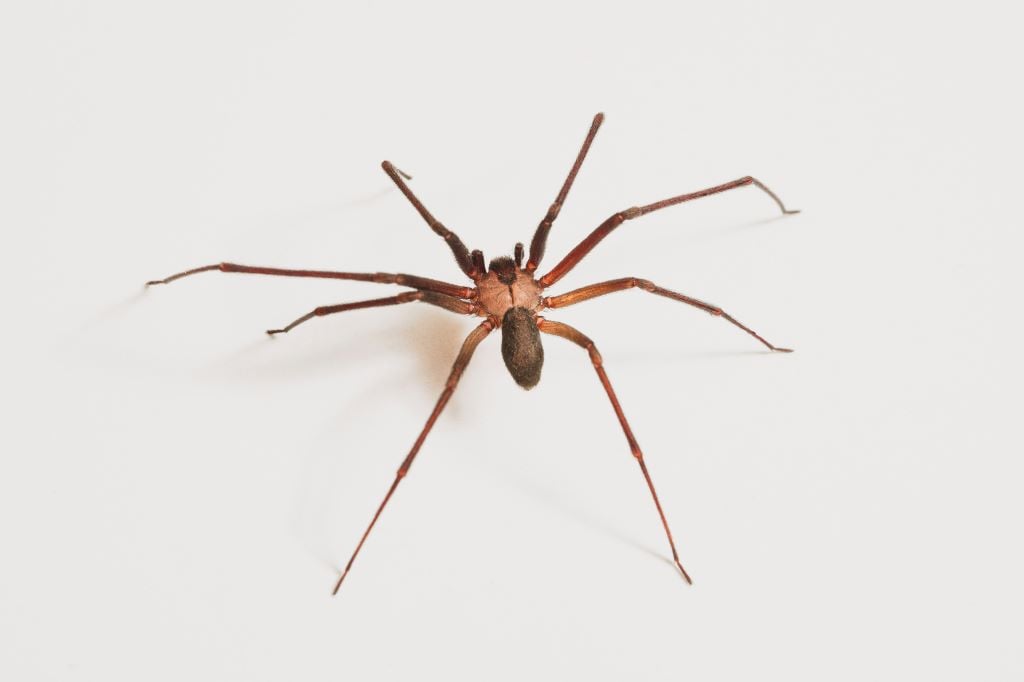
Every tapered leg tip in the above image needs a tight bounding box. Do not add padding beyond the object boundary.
[775,347,794,353]
[145,280,164,287]
[783,209,801,215]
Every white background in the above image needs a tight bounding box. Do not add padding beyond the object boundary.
[2,1,1022,680]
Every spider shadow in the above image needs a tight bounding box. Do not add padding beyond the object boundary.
[332,185,400,212]
[676,213,794,247]
[66,289,149,339]
[612,347,782,367]
[508,474,674,570]
[233,308,477,569]
[50,290,161,369]
[205,305,471,392]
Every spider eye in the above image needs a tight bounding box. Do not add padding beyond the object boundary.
[500,307,544,389]
[488,256,518,285]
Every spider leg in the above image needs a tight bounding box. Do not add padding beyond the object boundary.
[267,291,475,336]
[540,176,799,288]
[526,113,605,272]
[544,278,791,352]
[332,319,495,595]
[146,263,473,299]
[380,161,478,280]
[536,317,692,585]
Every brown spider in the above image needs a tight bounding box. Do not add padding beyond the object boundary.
[147,113,799,594]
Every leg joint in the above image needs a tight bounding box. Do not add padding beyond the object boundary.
[630,278,656,292]
[397,291,425,304]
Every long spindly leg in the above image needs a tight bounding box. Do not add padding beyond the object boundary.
[526,113,605,272]
[146,262,473,299]
[545,277,792,352]
[536,317,692,585]
[540,176,800,288]
[380,161,478,280]
[267,291,475,336]
[332,319,495,595]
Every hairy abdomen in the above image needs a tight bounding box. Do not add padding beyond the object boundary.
[501,307,544,389]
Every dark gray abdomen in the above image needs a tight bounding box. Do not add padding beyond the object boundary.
[501,307,544,389]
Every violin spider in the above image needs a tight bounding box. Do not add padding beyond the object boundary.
[146,113,799,594]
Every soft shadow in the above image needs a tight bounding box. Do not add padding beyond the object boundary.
[611,347,780,367]
[52,289,153,359]
[287,310,480,573]
[510,475,672,568]
[220,307,478,573]
[724,212,796,232]
[71,289,149,336]
[290,183,417,226]
[333,186,398,212]
[673,213,797,247]
[202,306,471,389]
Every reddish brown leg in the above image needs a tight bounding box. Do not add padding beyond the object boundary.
[332,320,495,595]
[536,317,692,585]
[146,262,473,299]
[540,176,799,287]
[545,277,792,352]
[267,291,475,336]
[381,161,478,280]
[526,113,604,272]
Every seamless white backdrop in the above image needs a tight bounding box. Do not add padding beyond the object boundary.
[2,1,1022,680]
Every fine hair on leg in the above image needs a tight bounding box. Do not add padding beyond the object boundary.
[540,176,799,288]
[526,113,605,272]
[146,262,474,298]
[381,161,478,279]
[544,277,792,352]
[267,291,476,336]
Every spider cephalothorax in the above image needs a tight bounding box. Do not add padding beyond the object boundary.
[147,113,799,595]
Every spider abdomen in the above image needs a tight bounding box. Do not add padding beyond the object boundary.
[501,306,544,389]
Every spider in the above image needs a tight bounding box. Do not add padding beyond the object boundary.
[147,113,799,594]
